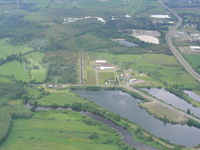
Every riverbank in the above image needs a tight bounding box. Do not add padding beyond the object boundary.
[28,84,200,148]
[26,104,160,150]
[69,85,200,125]
[27,88,179,150]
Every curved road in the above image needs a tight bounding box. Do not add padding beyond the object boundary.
[159,0,200,82]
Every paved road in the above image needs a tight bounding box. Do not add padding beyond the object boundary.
[159,0,200,82]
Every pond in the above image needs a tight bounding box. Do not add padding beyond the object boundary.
[184,90,200,102]
[142,88,200,118]
[74,89,200,147]
[118,39,137,47]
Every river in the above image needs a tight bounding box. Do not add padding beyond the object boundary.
[26,104,159,150]
[74,89,200,147]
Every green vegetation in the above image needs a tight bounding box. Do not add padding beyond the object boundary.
[0,83,25,104]
[34,90,84,107]
[43,53,78,84]
[184,55,200,74]
[0,0,199,149]
[187,119,200,129]
[0,61,29,82]
[0,111,126,150]
[0,76,11,83]
[27,88,177,150]
[0,82,32,145]
[0,39,33,60]
[166,86,200,108]
[24,52,46,83]
[98,71,116,85]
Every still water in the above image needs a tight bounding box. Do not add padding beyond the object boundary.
[184,90,200,102]
[74,89,200,147]
[142,88,200,118]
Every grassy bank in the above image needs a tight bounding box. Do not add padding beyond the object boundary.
[0,110,132,150]
[28,87,180,150]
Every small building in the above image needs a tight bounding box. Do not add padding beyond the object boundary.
[190,33,200,37]
[129,78,137,83]
[96,60,107,64]
[190,46,200,51]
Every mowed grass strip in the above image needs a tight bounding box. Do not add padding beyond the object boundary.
[86,70,96,85]
[98,71,116,85]
[0,111,121,150]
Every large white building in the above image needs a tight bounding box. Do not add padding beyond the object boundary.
[99,64,115,70]
[95,60,115,70]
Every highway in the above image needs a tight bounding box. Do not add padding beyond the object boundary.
[159,0,200,82]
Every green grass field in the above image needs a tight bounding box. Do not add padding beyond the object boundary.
[98,71,116,85]
[35,90,85,107]
[0,61,29,82]
[0,76,11,83]
[0,110,121,150]
[25,52,46,82]
[184,55,200,73]
[0,39,33,60]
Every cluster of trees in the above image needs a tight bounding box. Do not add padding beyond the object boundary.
[0,83,25,102]
[0,53,29,66]
[43,55,77,84]
[166,0,200,8]
[187,119,200,129]
[0,112,12,145]
[0,82,34,145]
[0,15,44,45]
[181,13,200,31]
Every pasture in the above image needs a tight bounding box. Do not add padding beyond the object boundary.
[0,111,122,150]
[0,61,29,82]
[184,55,200,73]
[34,90,85,107]
[0,39,33,60]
